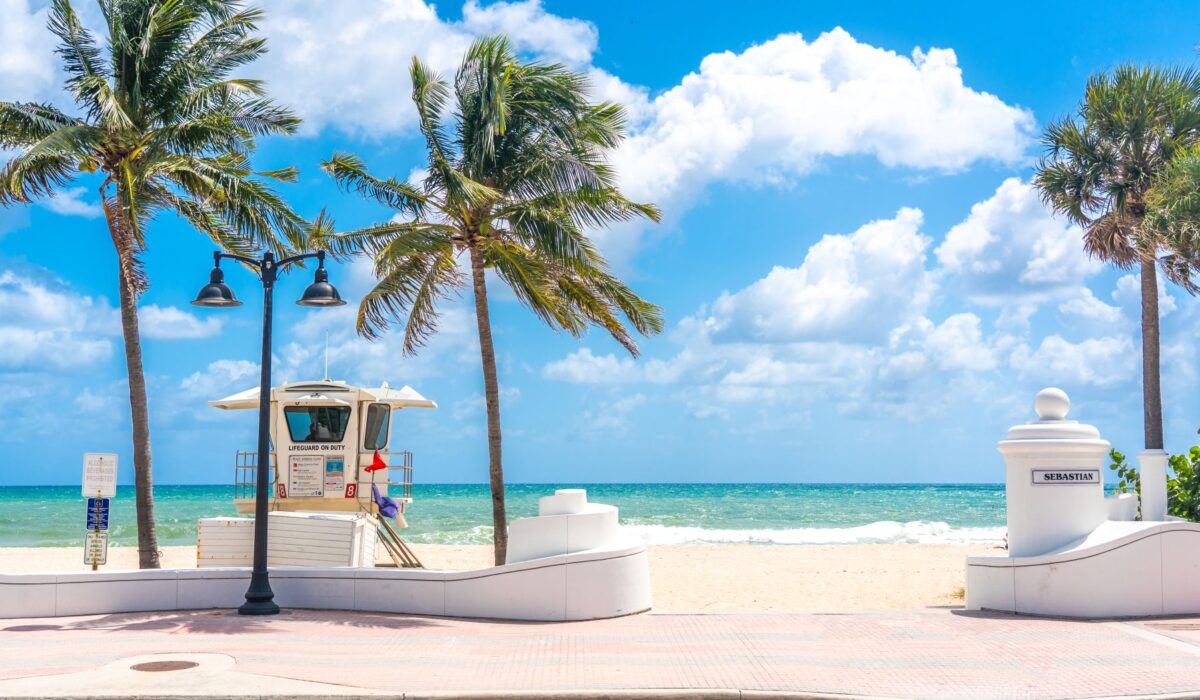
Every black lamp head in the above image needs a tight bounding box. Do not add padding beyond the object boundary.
[192,261,241,308]
[297,253,346,307]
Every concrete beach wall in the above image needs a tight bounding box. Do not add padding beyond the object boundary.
[0,541,651,621]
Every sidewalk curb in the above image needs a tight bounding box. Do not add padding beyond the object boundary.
[0,693,897,700]
[3,689,1200,699]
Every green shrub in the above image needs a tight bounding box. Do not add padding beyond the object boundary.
[1109,446,1200,523]
[1167,447,1200,522]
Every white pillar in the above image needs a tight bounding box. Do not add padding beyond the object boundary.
[999,388,1110,557]
[1138,449,1169,521]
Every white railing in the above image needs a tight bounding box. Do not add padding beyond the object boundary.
[234,451,276,500]
[233,449,412,502]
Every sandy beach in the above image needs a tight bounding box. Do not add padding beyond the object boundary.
[0,543,998,611]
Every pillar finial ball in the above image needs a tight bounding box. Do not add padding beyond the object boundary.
[1035,387,1070,420]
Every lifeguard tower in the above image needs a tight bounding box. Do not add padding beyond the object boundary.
[196,378,436,569]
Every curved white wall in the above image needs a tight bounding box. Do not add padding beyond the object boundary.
[0,541,651,622]
[1,489,653,622]
[967,521,1200,617]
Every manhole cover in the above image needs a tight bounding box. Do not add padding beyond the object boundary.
[130,661,199,673]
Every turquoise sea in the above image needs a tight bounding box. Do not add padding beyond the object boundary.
[0,484,1008,547]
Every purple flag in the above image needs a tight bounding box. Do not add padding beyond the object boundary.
[371,483,400,519]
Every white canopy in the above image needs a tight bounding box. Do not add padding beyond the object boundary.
[360,384,438,409]
[209,386,259,410]
[209,380,437,410]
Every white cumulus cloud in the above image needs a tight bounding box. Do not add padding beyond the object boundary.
[705,207,933,344]
[461,0,597,64]
[1009,335,1137,388]
[1113,273,1177,318]
[0,0,57,103]
[139,305,224,339]
[603,29,1035,255]
[0,271,116,370]
[42,187,103,218]
[1058,288,1124,324]
[935,177,1100,303]
[181,359,260,398]
[542,176,1141,418]
[251,0,598,135]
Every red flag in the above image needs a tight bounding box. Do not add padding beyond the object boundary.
[364,450,388,473]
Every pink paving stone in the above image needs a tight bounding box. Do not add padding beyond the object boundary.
[1,609,1200,698]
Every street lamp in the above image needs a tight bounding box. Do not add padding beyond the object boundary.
[193,249,345,615]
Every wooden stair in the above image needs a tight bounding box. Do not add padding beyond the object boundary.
[374,514,423,568]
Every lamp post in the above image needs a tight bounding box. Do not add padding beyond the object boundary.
[193,249,345,615]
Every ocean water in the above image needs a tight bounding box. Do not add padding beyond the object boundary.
[0,483,1007,547]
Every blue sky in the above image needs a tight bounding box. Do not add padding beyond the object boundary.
[2,0,1200,486]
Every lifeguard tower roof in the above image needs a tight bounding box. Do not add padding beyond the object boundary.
[209,379,437,410]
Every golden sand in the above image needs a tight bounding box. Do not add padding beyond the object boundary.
[0,542,999,611]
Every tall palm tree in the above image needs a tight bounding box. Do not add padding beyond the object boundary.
[1035,65,1200,452]
[319,36,663,565]
[0,0,305,568]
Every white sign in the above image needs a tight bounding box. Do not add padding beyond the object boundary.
[324,458,345,495]
[289,455,325,498]
[1032,469,1100,485]
[82,453,118,498]
[84,531,108,566]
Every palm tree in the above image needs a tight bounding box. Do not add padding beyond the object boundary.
[0,0,305,568]
[1147,148,1200,260]
[319,36,663,565]
[1035,65,1200,453]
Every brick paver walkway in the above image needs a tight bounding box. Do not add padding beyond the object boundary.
[2,609,1200,698]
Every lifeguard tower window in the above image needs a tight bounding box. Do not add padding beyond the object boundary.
[284,406,351,443]
[363,404,390,450]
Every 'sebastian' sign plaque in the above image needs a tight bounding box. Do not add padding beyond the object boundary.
[1032,469,1100,485]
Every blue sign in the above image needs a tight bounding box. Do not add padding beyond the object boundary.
[86,497,109,530]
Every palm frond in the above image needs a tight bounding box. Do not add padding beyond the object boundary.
[482,238,578,332]
[321,152,425,213]
[0,151,78,204]
[356,244,462,346]
[0,102,82,147]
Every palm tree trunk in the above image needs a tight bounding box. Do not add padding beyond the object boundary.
[101,188,160,569]
[116,265,161,569]
[1140,257,1165,451]
[468,243,508,565]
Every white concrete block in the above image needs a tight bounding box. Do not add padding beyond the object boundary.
[564,549,651,619]
[965,560,1015,613]
[54,571,179,617]
[271,569,355,610]
[1013,535,1163,617]
[353,575,444,616]
[177,569,248,610]
[0,575,57,619]
[1162,530,1200,614]
[445,563,567,621]
[566,505,619,554]
[1105,492,1139,522]
[1139,449,1170,522]
[505,513,569,564]
[539,489,587,515]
